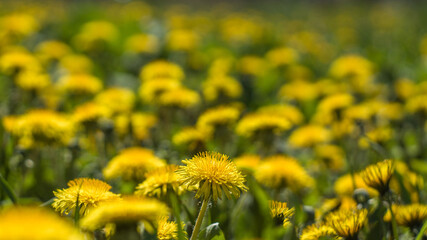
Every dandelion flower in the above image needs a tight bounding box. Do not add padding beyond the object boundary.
[360,159,394,196]
[196,105,241,133]
[167,29,200,52]
[157,216,187,240]
[236,113,291,138]
[269,201,295,228]
[279,80,319,102]
[135,165,185,198]
[139,78,181,104]
[257,104,304,125]
[73,21,118,51]
[80,196,169,231]
[157,87,200,108]
[103,147,166,181]
[0,207,84,240]
[35,40,71,63]
[0,50,41,74]
[131,112,158,140]
[52,178,120,216]
[265,47,299,67]
[315,144,345,171]
[95,87,136,114]
[255,155,314,192]
[125,33,159,54]
[140,60,184,82]
[57,74,103,95]
[325,209,368,239]
[288,125,332,148]
[234,154,261,173]
[172,126,207,151]
[59,54,94,74]
[72,102,112,125]
[300,223,340,240]
[15,70,51,91]
[202,75,242,102]
[385,204,427,229]
[176,152,248,202]
[334,173,378,197]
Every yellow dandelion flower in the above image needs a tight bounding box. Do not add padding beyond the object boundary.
[172,126,208,151]
[343,104,374,121]
[329,55,374,91]
[316,197,357,220]
[317,93,354,115]
[0,207,84,240]
[257,104,304,125]
[0,13,39,37]
[237,55,269,77]
[57,74,103,95]
[255,155,314,192]
[140,60,184,82]
[73,21,118,51]
[234,154,261,173]
[360,159,394,195]
[265,47,299,67]
[196,105,241,133]
[279,80,320,102]
[405,94,427,114]
[131,112,158,140]
[269,201,295,228]
[95,87,135,114]
[80,196,169,231]
[103,147,166,181]
[394,78,416,100]
[157,216,187,240]
[325,209,368,239]
[236,113,291,138]
[72,102,112,125]
[35,40,71,62]
[288,125,332,148]
[334,173,378,197]
[208,57,235,76]
[52,178,120,216]
[167,29,200,52]
[125,33,159,54]
[0,50,41,74]
[385,204,427,228]
[59,54,94,74]
[202,75,243,102]
[3,109,75,148]
[300,223,340,240]
[157,87,200,108]
[176,152,248,202]
[139,78,181,104]
[15,70,51,91]
[135,165,185,198]
[285,64,313,81]
[315,144,345,171]
[358,126,393,149]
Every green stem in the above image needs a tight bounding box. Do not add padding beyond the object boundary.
[190,199,209,240]
[386,195,398,240]
[0,173,18,205]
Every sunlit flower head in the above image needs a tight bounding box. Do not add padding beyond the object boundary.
[57,74,103,95]
[15,70,51,91]
[288,125,332,148]
[176,152,248,202]
[236,112,291,138]
[329,55,374,91]
[125,33,159,54]
[131,112,158,140]
[139,78,181,104]
[157,216,187,240]
[73,21,118,51]
[257,104,304,125]
[384,204,427,229]
[334,173,378,197]
[135,165,185,198]
[202,75,242,102]
[300,223,340,240]
[269,201,295,228]
[360,159,394,195]
[52,178,120,216]
[265,47,299,67]
[279,80,319,102]
[80,196,169,231]
[140,60,184,82]
[172,126,208,151]
[237,55,269,77]
[0,50,41,74]
[358,126,393,149]
[325,209,368,239]
[197,105,241,133]
[0,13,39,38]
[3,109,75,148]
[317,93,354,115]
[103,147,166,181]
[0,207,84,240]
[255,155,314,192]
[95,87,135,114]
[167,29,200,52]
[405,94,427,114]
[72,102,112,125]
[35,40,71,63]
[157,87,200,108]
[394,78,416,100]
[315,144,345,171]
[59,54,94,74]
[234,154,261,173]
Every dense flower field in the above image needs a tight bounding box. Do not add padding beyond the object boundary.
[0,1,426,239]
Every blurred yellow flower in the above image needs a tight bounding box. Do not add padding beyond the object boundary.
[0,50,41,74]
[0,13,39,37]
[131,112,158,140]
[300,223,340,240]
[53,178,120,216]
[360,159,394,195]
[405,94,427,114]
[325,209,367,239]
[35,40,71,63]
[394,78,416,100]
[384,204,427,228]
[125,33,159,54]
[236,112,291,138]
[237,55,269,77]
[157,87,200,108]
[57,74,103,95]
[315,144,345,171]
[59,54,94,74]
[15,70,50,91]
[135,165,184,198]
[103,147,166,181]
[172,126,207,151]
[279,80,319,102]
[167,29,200,52]
[73,21,118,51]
[0,207,84,240]
[80,196,169,231]
[269,201,295,228]
[257,104,304,125]
[197,105,241,133]
[140,60,184,81]
[334,173,378,197]
[358,126,393,149]
[95,87,135,114]
[139,78,181,104]
[234,154,261,173]
[288,125,332,148]
[255,155,314,192]
[72,102,111,125]
[265,47,299,67]
[202,75,242,102]
[329,55,374,91]
[176,152,248,201]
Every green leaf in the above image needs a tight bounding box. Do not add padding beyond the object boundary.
[199,222,225,240]
[415,220,427,240]
[0,173,18,205]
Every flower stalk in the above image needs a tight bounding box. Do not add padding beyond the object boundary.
[190,198,209,240]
